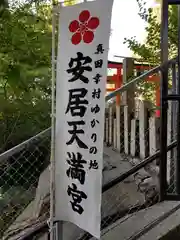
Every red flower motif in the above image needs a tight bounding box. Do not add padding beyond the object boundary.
[69,10,100,45]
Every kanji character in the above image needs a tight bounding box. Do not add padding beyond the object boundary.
[67,183,87,214]
[91,133,97,143]
[89,146,97,154]
[92,88,101,99]
[66,152,87,184]
[94,59,103,68]
[67,52,92,83]
[93,73,102,84]
[89,160,99,170]
[95,44,105,54]
[91,104,100,114]
[66,88,88,117]
[66,120,88,149]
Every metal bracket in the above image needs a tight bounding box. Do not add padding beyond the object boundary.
[165,94,180,100]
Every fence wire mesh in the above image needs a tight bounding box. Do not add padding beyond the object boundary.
[76,100,177,240]
[0,129,50,239]
[75,72,175,239]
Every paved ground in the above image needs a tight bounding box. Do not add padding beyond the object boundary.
[99,201,180,240]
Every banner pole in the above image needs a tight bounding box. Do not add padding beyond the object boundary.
[50,4,64,240]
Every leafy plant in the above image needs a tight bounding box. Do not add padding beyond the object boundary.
[0,1,52,151]
[124,0,178,101]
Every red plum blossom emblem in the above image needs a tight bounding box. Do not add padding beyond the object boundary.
[69,10,100,45]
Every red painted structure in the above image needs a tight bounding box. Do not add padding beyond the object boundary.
[107,61,160,117]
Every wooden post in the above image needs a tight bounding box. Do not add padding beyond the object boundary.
[156,85,160,118]
[139,101,148,159]
[149,116,158,157]
[116,105,121,152]
[109,106,113,146]
[122,58,135,156]
[113,118,117,149]
[124,106,129,154]
[122,58,135,110]
[105,117,109,145]
[115,68,122,152]
[104,116,106,142]
[130,119,136,157]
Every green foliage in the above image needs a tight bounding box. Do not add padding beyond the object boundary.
[124,0,178,101]
[0,3,53,216]
[124,0,178,63]
[0,2,52,151]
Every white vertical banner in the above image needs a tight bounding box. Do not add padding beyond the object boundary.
[55,0,113,238]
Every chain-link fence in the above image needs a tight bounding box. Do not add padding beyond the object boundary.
[77,98,177,239]
[0,97,163,239]
[0,128,50,238]
[79,63,177,239]
[77,101,160,239]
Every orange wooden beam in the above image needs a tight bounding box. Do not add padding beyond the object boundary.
[115,68,122,106]
[106,88,116,91]
[146,75,160,83]
[107,66,160,117]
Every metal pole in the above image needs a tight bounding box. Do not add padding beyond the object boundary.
[50,4,64,240]
[49,4,56,240]
[53,4,64,240]
[171,63,177,190]
[55,221,63,240]
[159,0,169,201]
[176,5,180,194]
